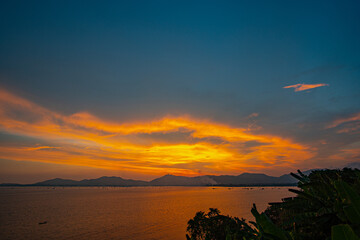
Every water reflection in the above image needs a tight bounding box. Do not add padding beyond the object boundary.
[0,187,294,240]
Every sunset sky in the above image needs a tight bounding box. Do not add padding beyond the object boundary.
[0,1,359,183]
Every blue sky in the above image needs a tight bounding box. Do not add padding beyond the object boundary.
[0,0,359,182]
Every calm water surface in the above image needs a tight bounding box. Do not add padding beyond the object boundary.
[0,186,294,240]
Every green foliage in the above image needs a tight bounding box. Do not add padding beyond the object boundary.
[251,204,293,240]
[331,224,360,240]
[186,168,360,240]
[186,208,257,240]
[264,168,360,240]
[334,180,360,225]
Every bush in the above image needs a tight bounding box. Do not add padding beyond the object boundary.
[186,208,257,240]
[186,168,360,240]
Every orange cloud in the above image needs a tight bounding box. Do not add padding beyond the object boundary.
[25,146,61,151]
[0,88,315,176]
[283,83,329,92]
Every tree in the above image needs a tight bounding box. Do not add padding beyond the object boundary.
[264,169,360,239]
[186,168,360,240]
[186,208,257,240]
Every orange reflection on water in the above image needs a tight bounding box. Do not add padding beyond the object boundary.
[0,186,295,240]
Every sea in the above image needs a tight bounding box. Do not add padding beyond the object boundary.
[0,186,294,240]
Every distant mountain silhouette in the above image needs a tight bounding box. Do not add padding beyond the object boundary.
[149,173,298,186]
[150,174,217,186]
[345,162,360,169]
[33,176,148,186]
[31,173,298,186]
[78,176,148,186]
[35,178,79,186]
[208,173,298,185]
[1,172,300,186]
[4,167,356,186]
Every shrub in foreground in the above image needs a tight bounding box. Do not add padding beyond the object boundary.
[186,168,360,240]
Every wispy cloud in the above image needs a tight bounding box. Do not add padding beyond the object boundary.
[283,83,329,92]
[25,146,61,151]
[0,88,314,176]
[247,113,259,119]
[326,112,360,134]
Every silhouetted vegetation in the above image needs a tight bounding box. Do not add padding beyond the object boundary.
[186,208,257,240]
[186,168,360,240]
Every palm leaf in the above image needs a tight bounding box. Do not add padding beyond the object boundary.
[331,224,360,240]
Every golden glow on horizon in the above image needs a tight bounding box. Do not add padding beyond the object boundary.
[0,88,315,176]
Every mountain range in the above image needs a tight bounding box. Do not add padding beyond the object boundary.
[2,163,358,187]
[0,172,301,187]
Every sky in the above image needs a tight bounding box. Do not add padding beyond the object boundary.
[0,0,360,183]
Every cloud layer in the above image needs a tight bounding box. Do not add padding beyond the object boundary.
[0,88,315,176]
